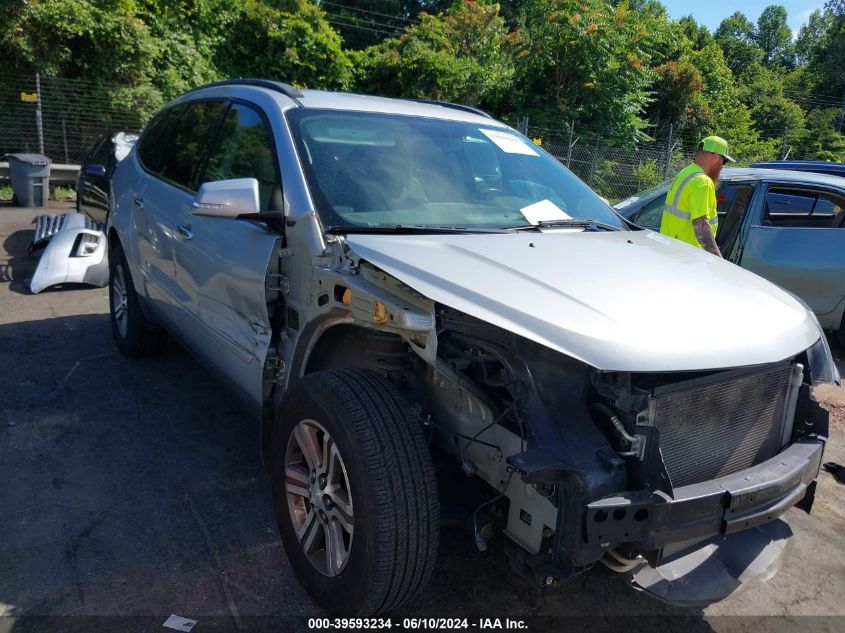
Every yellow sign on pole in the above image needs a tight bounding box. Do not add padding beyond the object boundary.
[20,92,38,103]
[532,138,543,146]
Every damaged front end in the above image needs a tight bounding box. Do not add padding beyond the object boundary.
[428,306,830,606]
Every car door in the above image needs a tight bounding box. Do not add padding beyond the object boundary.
[714,181,758,259]
[168,101,283,408]
[737,182,845,318]
[130,104,195,328]
[78,136,109,221]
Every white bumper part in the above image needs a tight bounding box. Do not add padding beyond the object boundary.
[29,213,109,294]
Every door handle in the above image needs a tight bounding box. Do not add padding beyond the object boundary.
[176,224,193,240]
[133,197,144,209]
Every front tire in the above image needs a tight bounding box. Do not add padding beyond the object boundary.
[270,369,439,615]
[109,244,167,357]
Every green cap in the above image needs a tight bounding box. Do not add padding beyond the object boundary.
[699,135,735,162]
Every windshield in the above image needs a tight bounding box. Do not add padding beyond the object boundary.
[286,109,625,231]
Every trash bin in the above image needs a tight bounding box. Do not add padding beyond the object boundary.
[5,153,51,207]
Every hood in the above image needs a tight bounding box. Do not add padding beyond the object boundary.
[346,230,820,372]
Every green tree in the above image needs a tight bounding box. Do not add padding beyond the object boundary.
[714,12,763,79]
[805,4,845,132]
[754,5,794,68]
[513,0,665,142]
[734,64,805,155]
[687,42,774,161]
[215,0,352,90]
[649,60,704,128]
[0,0,164,116]
[135,0,239,99]
[795,9,831,66]
[358,1,514,109]
[0,0,158,83]
[326,0,451,49]
[792,108,845,159]
[677,15,714,50]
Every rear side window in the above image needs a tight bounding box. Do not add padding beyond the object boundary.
[202,103,279,210]
[161,101,229,191]
[763,187,845,228]
[137,106,187,175]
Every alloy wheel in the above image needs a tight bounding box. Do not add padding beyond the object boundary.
[285,419,354,576]
[111,264,129,339]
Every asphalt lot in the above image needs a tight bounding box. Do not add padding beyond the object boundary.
[1,201,844,632]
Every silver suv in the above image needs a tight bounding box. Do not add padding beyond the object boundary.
[108,80,838,615]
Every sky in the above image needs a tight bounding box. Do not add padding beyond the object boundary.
[660,1,826,36]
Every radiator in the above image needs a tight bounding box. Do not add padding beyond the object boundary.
[649,363,795,488]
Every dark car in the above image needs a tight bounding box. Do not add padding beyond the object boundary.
[615,168,845,346]
[751,160,845,178]
[76,132,138,224]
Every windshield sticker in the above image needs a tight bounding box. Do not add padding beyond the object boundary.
[519,199,571,224]
[479,129,539,156]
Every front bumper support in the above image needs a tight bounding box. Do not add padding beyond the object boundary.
[584,438,824,550]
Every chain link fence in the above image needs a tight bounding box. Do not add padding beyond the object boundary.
[0,73,145,165]
[515,120,703,203]
[1,72,790,202]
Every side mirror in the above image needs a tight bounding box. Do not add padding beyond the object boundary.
[84,164,106,177]
[192,178,260,218]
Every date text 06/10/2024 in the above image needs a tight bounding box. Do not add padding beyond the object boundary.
[307,618,528,630]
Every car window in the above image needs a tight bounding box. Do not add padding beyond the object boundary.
[202,103,279,211]
[763,186,845,228]
[633,195,665,229]
[91,137,114,170]
[286,109,622,231]
[813,192,844,220]
[161,100,229,191]
[137,105,188,175]
[715,184,754,236]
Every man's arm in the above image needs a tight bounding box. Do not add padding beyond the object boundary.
[692,216,722,257]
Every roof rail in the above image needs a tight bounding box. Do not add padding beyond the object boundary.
[406,99,493,119]
[184,79,304,105]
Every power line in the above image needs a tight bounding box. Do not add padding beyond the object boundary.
[323,11,406,34]
[325,17,403,38]
[320,1,418,25]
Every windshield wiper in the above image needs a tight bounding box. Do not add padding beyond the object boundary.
[505,219,622,232]
[325,224,506,234]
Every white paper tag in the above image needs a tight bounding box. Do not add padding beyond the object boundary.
[479,129,539,156]
[519,199,571,225]
[163,615,198,631]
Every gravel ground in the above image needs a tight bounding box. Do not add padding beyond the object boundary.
[1,202,843,633]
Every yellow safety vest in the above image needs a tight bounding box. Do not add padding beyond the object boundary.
[659,163,718,249]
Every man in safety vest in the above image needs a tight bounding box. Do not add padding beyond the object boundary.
[659,135,734,257]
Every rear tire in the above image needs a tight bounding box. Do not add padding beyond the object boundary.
[270,369,439,615]
[109,244,167,357]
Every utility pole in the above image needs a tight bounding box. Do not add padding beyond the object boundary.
[588,136,602,187]
[780,127,789,159]
[62,118,69,164]
[565,121,576,168]
[663,124,674,179]
[35,72,44,155]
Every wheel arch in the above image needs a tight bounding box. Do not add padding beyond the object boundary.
[303,323,410,376]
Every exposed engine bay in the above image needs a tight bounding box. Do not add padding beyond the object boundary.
[277,236,835,607]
